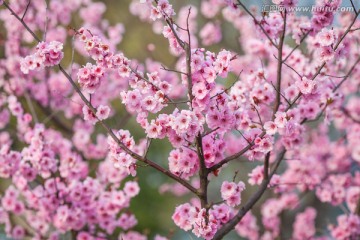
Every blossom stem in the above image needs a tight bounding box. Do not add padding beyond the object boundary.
[236,0,279,49]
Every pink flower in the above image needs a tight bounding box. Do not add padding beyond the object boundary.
[145,123,158,139]
[221,181,246,207]
[150,6,162,21]
[20,41,64,74]
[76,232,94,240]
[317,29,335,47]
[82,105,97,124]
[200,22,222,46]
[274,112,288,128]
[12,225,25,240]
[172,203,197,231]
[141,96,157,112]
[157,0,175,17]
[96,105,110,120]
[124,181,140,198]
[284,85,299,101]
[203,66,216,83]
[264,121,278,135]
[192,82,208,100]
[295,77,315,95]
[248,166,265,185]
[213,50,232,77]
[346,187,360,213]
[318,46,335,62]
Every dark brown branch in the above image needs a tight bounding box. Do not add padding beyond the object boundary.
[269,81,291,106]
[333,56,360,92]
[160,65,187,75]
[184,7,209,209]
[208,131,266,172]
[350,0,358,15]
[350,27,360,32]
[21,0,31,21]
[264,152,270,180]
[3,2,41,42]
[341,107,360,124]
[283,30,310,63]
[60,66,198,194]
[213,149,286,240]
[356,198,360,216]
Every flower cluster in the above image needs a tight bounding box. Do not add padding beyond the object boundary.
[0,124,141,239]
[168,147,199,179]
[1,0,360,239]
[292,208,317,240]
[20,41,64,74]
[172,202,234,239]
[329,214,360,240]
[121,71,170,115]
[220,181,246,207]
[107,129,147,177]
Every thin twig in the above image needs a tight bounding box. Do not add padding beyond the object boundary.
[161,65,187,75]
[341,107,360,124]
[236,0,278,49]
[43,0,49,41]
[283,30,310,63]
[24,91,39,123]
[274,54,303,78]
[272,10,287,120]
[211,70,243,99]
[208,131,266,172]
[130,68,174,103]
[350,0,358,15]
[21,0,31,21]
[333,56,360,92]
[285,10,360,111]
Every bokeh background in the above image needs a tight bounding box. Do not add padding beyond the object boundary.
[1,0,359,239]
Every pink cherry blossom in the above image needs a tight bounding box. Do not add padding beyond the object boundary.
[0,0,360,239]
[96,105,110,120]
[295,77,315,95]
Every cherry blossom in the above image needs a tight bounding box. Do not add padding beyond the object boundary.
[0,0,359,239]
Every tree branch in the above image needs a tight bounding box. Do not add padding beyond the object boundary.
[236,0,278,49]
[272,10,287,119]
[208,131,266,172]
[285,10,360,111]
[213,149,287,240]
[283,30,310,63]
[332,56,360,92]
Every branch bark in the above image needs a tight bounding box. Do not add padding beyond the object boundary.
[213,149,287,240]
